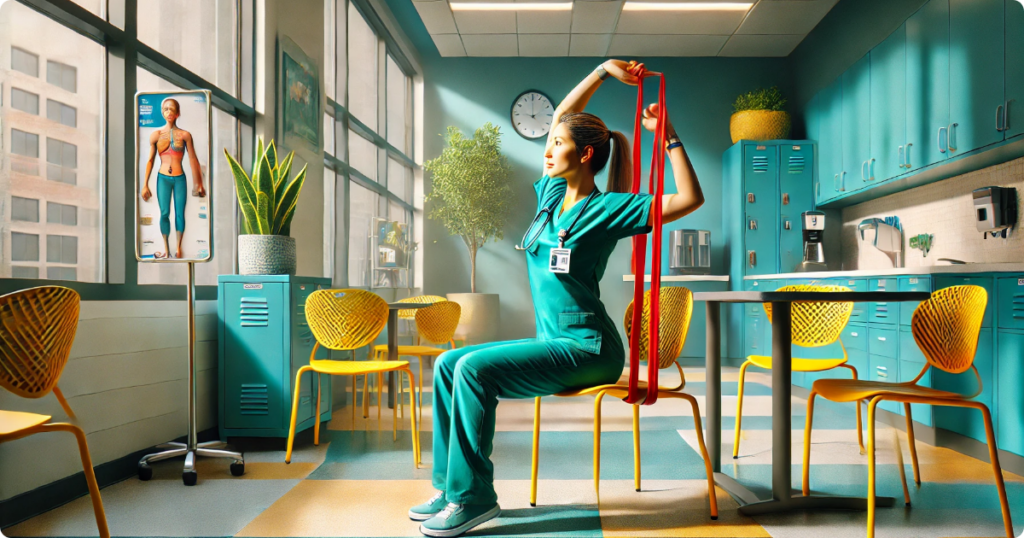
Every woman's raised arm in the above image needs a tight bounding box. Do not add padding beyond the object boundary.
[546,59,642,148]
[639,103,704,225]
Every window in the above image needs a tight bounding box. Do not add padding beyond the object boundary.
[11,232,40,261]
[348,2,378,131]
[46,267,77,281]
[46,234,77,264]
[386,55,411,154]
[47,202,77,226]
[11,47,37,77]
[348,183,377,287]
[12,87,39,114]
[12,266,39,279]
[12,196,39,222]
[11,129,39,157]
[46,99,77,128]
[387,157,413,204]
[46,60,77,93]
[349,130,378,181]
[46,138,77,184]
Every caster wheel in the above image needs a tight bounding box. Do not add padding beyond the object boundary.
[230,461,245,476]
[138,465,153,481]
[183,471,197,486]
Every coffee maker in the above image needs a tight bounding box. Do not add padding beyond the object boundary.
[801,210,827,271]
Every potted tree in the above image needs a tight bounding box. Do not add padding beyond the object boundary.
[424,123,513,344]
[729,86,791,144]
[225,137,308,275]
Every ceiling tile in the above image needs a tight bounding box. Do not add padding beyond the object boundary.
[518,34,571,55]
[608,33,729,56]
[453,11,517,34]
[517,10,572,33]
[569,33,613,56]
[735,0,839,35]
[571,1,622,33]
[462,34,520,55]
[431,34,468,56]
[413,1,458,34]
[718,33,804,56]
[615,9,747,34]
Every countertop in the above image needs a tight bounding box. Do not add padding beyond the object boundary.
[624,274,730,282]
[743,263,1024,280]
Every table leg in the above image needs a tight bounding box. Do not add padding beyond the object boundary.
[705,301,721,473]
[387,309,398,409]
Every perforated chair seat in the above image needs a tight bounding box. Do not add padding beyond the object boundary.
[309,359,411,375]
[747,355,847,373]
[0,410,51,437]
[373,344,449,357]
[812,378,966,404]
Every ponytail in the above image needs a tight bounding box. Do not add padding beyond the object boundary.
[607,131,632,193]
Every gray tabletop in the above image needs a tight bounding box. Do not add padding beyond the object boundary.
[693,291,931,303]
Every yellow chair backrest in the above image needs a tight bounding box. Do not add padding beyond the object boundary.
[398,295,446,320]
[911,285,986,374]
[305,289,389,351]
[0,286,80,399]
[763,284,853,348]
[415,301,462,345]
[623,287,693,369]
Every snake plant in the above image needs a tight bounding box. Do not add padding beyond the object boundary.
[224,137,308,236]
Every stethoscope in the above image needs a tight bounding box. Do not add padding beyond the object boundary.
[515,188,597,252]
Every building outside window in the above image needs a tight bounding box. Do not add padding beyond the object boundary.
[47,202,77,226]
[46,59,76,93]
[11,46,37,77]
[12,196,39,222]
[46,138,77,184]
[11,87,39,114]
[46,99,76,127]
[11,129,39,157]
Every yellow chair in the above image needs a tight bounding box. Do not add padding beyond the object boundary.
[802,285,1014,538]
[286,289,420,467]
[0,287,109,538]
[373,299,461,422]
[734,284,864,458]
[529,287,719,520]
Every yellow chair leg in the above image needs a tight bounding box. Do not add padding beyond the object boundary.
[286,365,312,463]
[351,375,357,425]
[867,397,880,538]
[891,414,912,507]
[733,360,751,458]
[903,403,921,485]
[976,403,1015,538]
[419,357,424,425]
[841,363,866,454]
[378,372,383,423]
[403,368,421,468]
[632,404,641,492]
[680,393,719,520]
[530,396,541,507]
[802,391,817,496]
[363,374,369,419]
[593,390,607,496]
[393,377,398,442]
[314,373,321,446]
[43,423,110,538]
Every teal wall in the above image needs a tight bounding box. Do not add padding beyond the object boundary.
[388,0,792,342]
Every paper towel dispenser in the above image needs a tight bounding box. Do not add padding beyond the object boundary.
[973,186,1017,238]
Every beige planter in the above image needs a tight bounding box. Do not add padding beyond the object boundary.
[446,293,500,345]
[729,110,791,144]
[238,235,297,275]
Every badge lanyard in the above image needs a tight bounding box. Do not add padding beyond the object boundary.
[549,188,597,273]
[625,66,667,407]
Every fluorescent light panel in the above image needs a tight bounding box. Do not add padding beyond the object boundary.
[449,2,573,10]
[622,2,753,11]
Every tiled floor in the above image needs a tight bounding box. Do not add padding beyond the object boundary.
[5,365,1023,537]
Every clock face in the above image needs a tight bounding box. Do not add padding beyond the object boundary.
[511,91,554,140]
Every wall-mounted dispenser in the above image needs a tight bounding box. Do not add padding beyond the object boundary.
[973,186,1017,238]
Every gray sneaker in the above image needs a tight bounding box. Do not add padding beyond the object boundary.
[419,502,501,537]
[409,490,448,521]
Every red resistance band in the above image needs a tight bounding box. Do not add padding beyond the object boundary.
[624,65,667,406]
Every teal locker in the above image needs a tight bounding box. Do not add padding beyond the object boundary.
[779,145,814,273]
[899,325,933,427]
[870,24,908,181]
[842,54,872,192]
[934,329,995,443]
[743,144,779,276]
[836,278,868,323]
[218,275,332,438]
[996,276,1024,329]
[818,78,844,203]
[1005,0,1024,140]
[898,276,931,326]
[906,0,951,170]
[996,330,1024,456]
[868,354,902,414]
[869,278,899,325]
[949,0,1005,155]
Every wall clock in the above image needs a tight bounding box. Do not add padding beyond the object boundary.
[511,90,555,140]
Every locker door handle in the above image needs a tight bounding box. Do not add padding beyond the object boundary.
[748,193,756,203]
[782,193,790,205]
[784,220,791,230]
[749,219,758,230]
[748,250,756,268]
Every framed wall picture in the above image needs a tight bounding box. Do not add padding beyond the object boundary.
[135,90,213,263]
[278,36,320,152]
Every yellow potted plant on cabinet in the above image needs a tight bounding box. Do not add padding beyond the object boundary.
[730,86,791,144]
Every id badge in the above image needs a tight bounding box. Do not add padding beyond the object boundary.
[549,248,571,273]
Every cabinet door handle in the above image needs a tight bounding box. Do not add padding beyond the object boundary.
[903,144,911,169]
[816,181,820,199]
[833,173,839,192]
[748,250,756,268]
[948,123,958,152]
[898,145,904,169]
[877,336,887,342]
[869,157,876,179]
[862,160,868,181]
[997,104,1005,131]
[840,171,847,191]
[938,126,947,153]
[850,332,859,337]
[1006,99,1013,132]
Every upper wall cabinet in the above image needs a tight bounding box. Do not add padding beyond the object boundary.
[906,0,950,170]
[1005,1,1024,139]
[871,24,908,180]
[842,55,872,192]
[949,0,1004,156]
[817,78,845,204]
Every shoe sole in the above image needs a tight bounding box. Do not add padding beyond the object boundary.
[419,505,501,537]
[408,509,438,522]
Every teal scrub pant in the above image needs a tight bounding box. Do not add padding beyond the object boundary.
[157,173,187,235]
[432,337,623,505]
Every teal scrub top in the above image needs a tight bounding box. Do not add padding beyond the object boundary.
[526,174,654,358]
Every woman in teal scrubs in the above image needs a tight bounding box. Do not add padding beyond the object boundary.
[412,59,706,538]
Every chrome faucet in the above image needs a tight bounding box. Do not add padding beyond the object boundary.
[859,218,904,267]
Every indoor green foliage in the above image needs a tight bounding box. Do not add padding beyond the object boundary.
[732,86,787,113]
[224,137,308,236]
[424,123,513,293]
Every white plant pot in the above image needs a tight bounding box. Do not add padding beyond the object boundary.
[238,235,297,275]
[446,293,500,344]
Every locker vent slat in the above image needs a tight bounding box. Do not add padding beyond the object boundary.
[239,296,269,327]
[239,384,269,415]
[787,155,806,174]
[752,155,769,173]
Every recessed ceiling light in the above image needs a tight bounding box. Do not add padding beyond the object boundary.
[449,2,573,10]
[622,2,753,11]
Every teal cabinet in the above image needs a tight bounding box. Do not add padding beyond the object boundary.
[743,144,779,275]
[842,55,872,192]
[996,330,1024,456]
[906,0,951,170]
[779,145,815,273]
[898,276,931,326]
[868,278,899,324]
[870,24,908,181]
[834,278,868,322]
[997,276,1024,329]
[817,78,845,203]
[935,275,994,327]
[869,325,899,359]
[869,354,901,413]
[1004,0,1024,139]
[949,0,1005,155]
[899,325,933,427]
[934,330,995,443]
[842,322,868,352]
